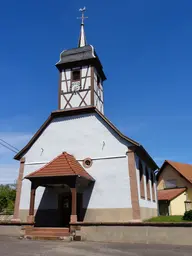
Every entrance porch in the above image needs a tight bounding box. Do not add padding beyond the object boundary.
[24,152,94,237]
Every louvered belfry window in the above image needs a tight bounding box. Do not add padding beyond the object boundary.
[72,70,80,81]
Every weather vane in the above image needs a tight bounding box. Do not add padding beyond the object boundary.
[77,7,88,25]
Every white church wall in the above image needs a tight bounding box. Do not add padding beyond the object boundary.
[20,164,58,210]
[20,113,132,212]
[19,178,31,210]
[35,187,58,210]
[23,114,130,163]
[83,157,132,208]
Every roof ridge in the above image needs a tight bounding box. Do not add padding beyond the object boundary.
[166,160,192,166]
[63,152,77,176]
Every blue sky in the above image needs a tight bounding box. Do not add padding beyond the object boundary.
[0,0,192,183]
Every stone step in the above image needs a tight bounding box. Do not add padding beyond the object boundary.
[25,235,72,241]
[25,231,70,236]
[25,227,70,237]
[26,232,70,237]
[32,228,69,232]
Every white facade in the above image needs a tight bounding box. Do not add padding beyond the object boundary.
[20,113,132,212]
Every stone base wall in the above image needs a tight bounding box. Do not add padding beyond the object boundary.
[140,207,157,220]
[19,210,29,222]
[18,207,157,223]
[75,226,192,245]
[83,208,133,222]
[83,207,157,222]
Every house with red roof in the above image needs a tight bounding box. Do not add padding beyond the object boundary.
[157,160,192,216]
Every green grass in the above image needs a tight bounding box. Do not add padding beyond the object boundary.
[145,215,190,222]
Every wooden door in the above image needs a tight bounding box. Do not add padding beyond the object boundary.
[58,193,71,227]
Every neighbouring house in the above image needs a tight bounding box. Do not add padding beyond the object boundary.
[12,13,158,234]
[157,160,192,216]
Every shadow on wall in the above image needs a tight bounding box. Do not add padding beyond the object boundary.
[81,182,94,221]
[35,187,62,227]
[34,182,95,227]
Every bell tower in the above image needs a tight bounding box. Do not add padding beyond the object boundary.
[56,7,106,114]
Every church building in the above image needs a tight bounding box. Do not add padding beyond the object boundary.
[12,9,158,235]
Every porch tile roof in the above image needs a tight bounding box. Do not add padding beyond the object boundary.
[158,188,186,201]
[25,152,94,181]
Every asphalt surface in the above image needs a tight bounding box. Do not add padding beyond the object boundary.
[0,236,192,256]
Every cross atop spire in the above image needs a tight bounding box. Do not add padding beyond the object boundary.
[77,7,88,47]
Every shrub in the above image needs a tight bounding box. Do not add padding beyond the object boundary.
[183,210,192,221]
[0,184,16,214]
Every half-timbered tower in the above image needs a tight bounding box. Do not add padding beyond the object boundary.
[12,8,158,239]
[56,15,106,114]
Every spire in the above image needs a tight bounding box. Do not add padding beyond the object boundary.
[77,7,88,47]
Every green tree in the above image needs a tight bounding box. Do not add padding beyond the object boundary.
[0,184,16,214]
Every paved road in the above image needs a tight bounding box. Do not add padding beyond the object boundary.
[0,236,192,256]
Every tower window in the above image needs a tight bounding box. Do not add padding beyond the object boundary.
[72,70,80,81]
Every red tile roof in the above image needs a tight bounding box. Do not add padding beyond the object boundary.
[25,152,94,181]
[158,188,186,201]
[165,160,192,184]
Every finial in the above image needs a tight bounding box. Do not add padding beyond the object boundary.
[77,7,88,47]
[78,7,88,25]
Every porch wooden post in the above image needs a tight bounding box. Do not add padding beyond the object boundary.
[70,188,77,223]
[27,183,37,223]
